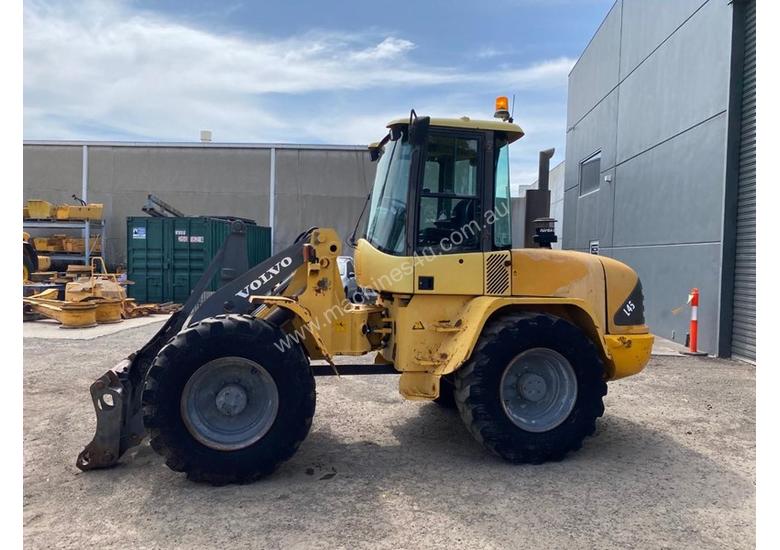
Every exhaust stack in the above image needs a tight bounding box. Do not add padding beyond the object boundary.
[537,148,555,192]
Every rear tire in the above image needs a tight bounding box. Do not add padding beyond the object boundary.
[142,314,315,484]
[454,312,607,463]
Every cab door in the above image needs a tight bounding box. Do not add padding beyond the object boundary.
[412,130,485,295]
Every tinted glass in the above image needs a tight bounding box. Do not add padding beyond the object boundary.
[418,196,480,249]
[421,136,478,196]
[365,139,413,254]
[493,141,512,248]
[417,134,481,251]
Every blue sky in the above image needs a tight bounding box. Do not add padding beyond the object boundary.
[24,0,613,189]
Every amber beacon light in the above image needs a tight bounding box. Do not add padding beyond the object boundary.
[494,96,510,121]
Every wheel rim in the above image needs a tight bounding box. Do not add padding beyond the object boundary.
[499,348,578,433]
[181,357,279,451]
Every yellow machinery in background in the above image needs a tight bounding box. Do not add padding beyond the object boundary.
[24,253,176,327]
[22,288,100,328]
[77,100,653,483]
[25,199,103,221]
[23,196,104,281]
[24,257,123,326]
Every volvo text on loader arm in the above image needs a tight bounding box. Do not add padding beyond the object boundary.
[76,101,653,484]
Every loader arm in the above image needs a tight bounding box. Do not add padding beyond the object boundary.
[76,221,314,471]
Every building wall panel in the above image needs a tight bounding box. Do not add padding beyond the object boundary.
[273,149,374,253]
[619,0,709,76]
[23,145,83,205]
[616,0,732,164]
[612,113,727,247]
[567,1,622,125]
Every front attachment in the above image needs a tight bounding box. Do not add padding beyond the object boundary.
[75,311,179,472]
[76,362,144,470]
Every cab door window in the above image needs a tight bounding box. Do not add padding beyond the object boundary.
[416,134,481,251]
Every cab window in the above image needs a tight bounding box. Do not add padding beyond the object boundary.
[493,138,512,249]
[416,134,481,251]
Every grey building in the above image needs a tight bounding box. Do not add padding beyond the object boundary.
[23,141,376,265]
[563,0,755,360]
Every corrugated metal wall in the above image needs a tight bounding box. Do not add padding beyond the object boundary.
[731,0,756,361]
[125,216,272,303]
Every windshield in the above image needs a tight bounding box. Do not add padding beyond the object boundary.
[365,137,413,254]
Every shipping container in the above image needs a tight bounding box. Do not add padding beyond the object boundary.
[127,217,271,304]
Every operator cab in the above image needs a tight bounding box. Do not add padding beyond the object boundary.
[355,103,524,295]
[363,111,524,258]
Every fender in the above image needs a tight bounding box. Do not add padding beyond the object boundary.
[398,295,652,400]
[435,296,609,377]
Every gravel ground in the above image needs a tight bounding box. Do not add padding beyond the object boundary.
[23,321,755,549]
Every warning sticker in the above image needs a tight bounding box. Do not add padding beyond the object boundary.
[412,321,425,330]
[132,227,146,240]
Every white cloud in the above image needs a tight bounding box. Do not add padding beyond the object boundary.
[24,0,573,182]
[349,37,415,61]
[476,47,506,59]
[502,57,575,85]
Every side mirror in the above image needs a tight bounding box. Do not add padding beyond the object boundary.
[409,115,430,147]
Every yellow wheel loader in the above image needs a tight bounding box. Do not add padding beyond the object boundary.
[76,103,653,484]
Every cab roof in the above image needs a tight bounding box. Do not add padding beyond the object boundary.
[386,116,525,143]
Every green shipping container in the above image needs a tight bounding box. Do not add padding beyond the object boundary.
[127,217,271,304]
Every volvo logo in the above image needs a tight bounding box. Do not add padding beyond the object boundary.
[235,256,293,298]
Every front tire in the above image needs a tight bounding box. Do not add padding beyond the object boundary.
[454,312,607,463]
[142,314,315,484]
